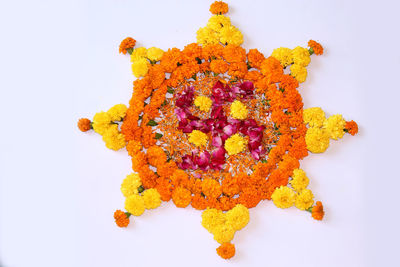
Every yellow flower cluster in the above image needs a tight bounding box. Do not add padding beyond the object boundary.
[324,114,346,140]
[270,46,311,83]
[188,130,208,147]
[121,173,142,197]
[130,46,164,77]
[303,107,326,128]
[272,184,314,211]
[304,107,347,153]
[194,96,213,112]
[125,185,162,216]
[92,104,127,151]
[289,169,309,192]
[271,186,296,209]
[230,100,248,120]
[197,15,243,46]
[224,133,247,156]
[201,204,249,244]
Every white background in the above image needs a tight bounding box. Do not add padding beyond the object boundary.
[0,0,399,266]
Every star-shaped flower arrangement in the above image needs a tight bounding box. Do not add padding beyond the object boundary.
[78,1,359,259]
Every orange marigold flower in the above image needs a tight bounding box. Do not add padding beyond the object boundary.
[171,169,190,188]
[210,59,229,74]
[202,178,222,198]
[172,187,192,208]
[311,201,324,220]
[228,62,248,78]
[119,37,136,55]
[308,40,323,55]
[191,194,208,210]
[223,44,247,63]
[77,118,91,132]
[210,1,229,15]
[202,44,224,59]
[147,145,167,167]
[345,120,359,136]
[247,48,265,69]
[216,243,235,259]
[114,210,130,227]
[260,57,283,83]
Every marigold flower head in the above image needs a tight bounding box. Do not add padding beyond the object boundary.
[345,120,359,136]
[308,40,324,55]
[77,118,91,132]
[131,47,148,62]
[207,15,231,31]
[131,58,149,78]
[290,63,308,83]
[230,100,248,120]
[197,27,220,45]
[210,59,229,74]
[119,37,136,55]
[147,47,164,62]
[125,194,145,216]
[92,111,111,135]
[114,210,130,227]
[216,243,235,259]
[224,133,247,156]
[213,223,235,244]
[142,188,162,209]
[271,186,296,209]
[292,46,311,67]
[172,187,192,208]
[290,168,309,192]
[271,47,293,67]
[225,204,249,231]
[194,96,213,112]
[188,130,208,147]
[102,124,126,151]
[324,114,346,140]
[201,208,226,234]
[311,201,324,220]
[121,173,142,197]
[303,107,326,128]
[219,25,243,46]
[107,104,127,121]
[295,189,314,210]
[202,178,222,198]
[305,127,330,153]
[210,1,229,15]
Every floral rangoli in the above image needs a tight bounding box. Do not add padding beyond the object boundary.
[78,1,359,259]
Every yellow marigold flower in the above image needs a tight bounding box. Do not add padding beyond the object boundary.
[271,186,296,209]
[305,127,330,153]
[102,124,126,151]
[142,188,162,209]
[230,100,248,120]
[303,107,326,128]
[290,64,308,83]
[125,194,145,216]
[130,47,147,62]
[213,223,235,244]
[219,25,243,46]
[131,58,149,78]
[194,96,213,112]
[292,46,311,67]
[92,111,111,135]
[225,204,249,231]
[295,189,314,210]
[290,169,309,192]
[271,47,293,67]
[201,208,226,234]
[121,173,142,197]
[107,104,127,121]
[196,27,219,45]
[207,15,231,31]
[324,114,346,140]
[224,133,247,156]
[188,130,208,147]
[147,47,164,62]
